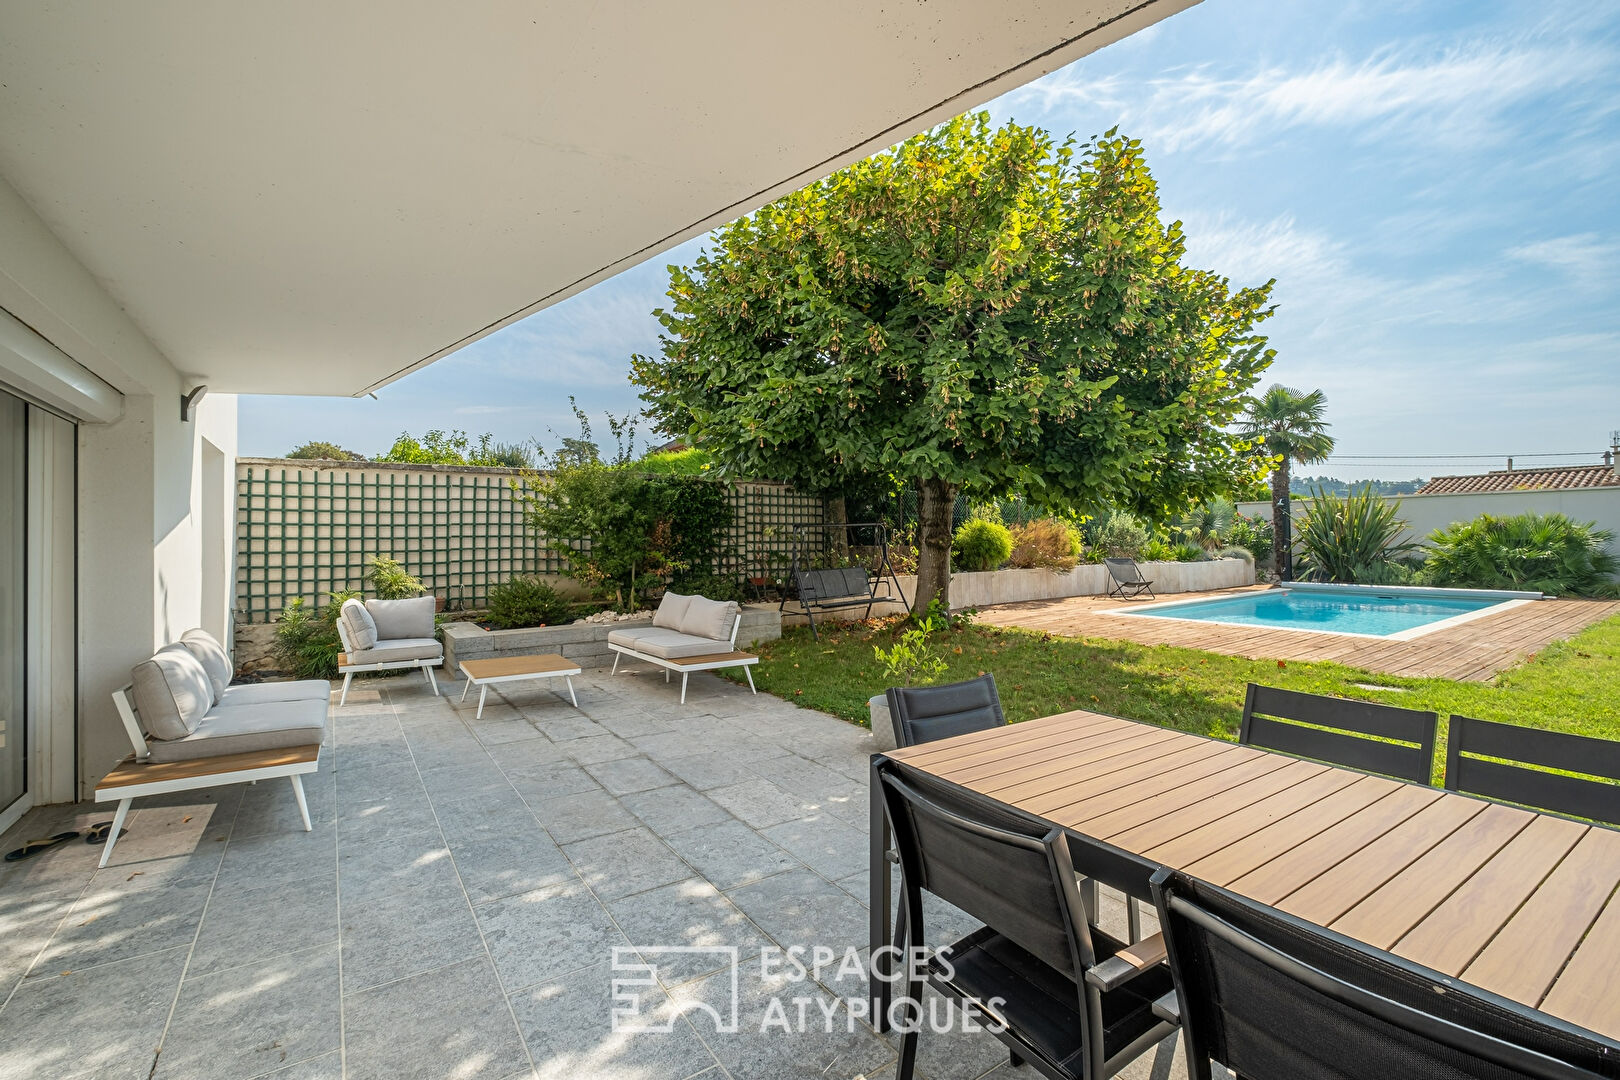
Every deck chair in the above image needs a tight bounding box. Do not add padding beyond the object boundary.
[1104,559,1156,601]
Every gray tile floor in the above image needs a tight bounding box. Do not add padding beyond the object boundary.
[0,666,1201,1080]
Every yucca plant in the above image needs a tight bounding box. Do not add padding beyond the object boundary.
[1425,513,1617,596]
[1294,486,1417,584]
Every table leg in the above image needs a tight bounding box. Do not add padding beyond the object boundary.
[460,676,472,704]
[870,757,893,1033]
[566,676,578,708]
[477,685,487,720]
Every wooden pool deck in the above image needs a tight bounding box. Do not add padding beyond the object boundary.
[975,586,1620,682]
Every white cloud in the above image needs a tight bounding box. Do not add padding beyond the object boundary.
[1507,233,1620,280]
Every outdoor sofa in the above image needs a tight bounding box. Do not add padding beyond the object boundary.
[101,628,329,867]
[336,595,443,706]
[607,592,758,703]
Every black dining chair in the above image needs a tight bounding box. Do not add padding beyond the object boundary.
[1240,683,1439,784]
[1150,867,1615,1080]
[885,673,1006,748]
[1445,715,1620,827]
[879,761,1177,1080]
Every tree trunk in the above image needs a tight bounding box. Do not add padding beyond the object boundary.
[1271,463,1293,582]
[913,477,956,616]
[827,495,849,564]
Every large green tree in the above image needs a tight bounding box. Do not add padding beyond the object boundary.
[632,114,1276,612]
[1237,384,1335,581]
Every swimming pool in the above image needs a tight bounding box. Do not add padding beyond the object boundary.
[1112,583,1537,640]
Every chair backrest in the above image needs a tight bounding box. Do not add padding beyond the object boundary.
[1151,868,1612,1080]
[879,762,1094,983]
[885,674,1005,748]
[1240,684,1438,784]
[1445,716,1620,827]
[1104,558,1145,584]
[797,565,870,603]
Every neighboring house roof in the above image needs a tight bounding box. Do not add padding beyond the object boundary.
[1416,465,1620,495]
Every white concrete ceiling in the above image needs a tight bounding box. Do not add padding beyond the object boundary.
[0,1,1195,396]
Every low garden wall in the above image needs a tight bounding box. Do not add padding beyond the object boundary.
[440,603,783,672]
[781,556,1255,626]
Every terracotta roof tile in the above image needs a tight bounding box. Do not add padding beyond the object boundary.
[1416,465,1620,495]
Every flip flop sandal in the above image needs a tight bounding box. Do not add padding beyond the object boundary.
[84,822,129,845]
[4,832,81,862]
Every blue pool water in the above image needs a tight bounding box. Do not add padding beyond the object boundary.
[1127,588,1507,637]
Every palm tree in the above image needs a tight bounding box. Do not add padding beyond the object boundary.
[1238,385,1335,581]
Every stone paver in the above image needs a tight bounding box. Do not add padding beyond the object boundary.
[0,666,1194,1080]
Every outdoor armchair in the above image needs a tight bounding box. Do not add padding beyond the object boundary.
[336,596,443,706]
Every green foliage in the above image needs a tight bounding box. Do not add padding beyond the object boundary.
[379,429,523,467]
[1425,513,1618,596]
[1091,509,1150,559]
[515,458,734,611]
[1173,496,1236,551]
[873,616,949,686]
[367,555,426,600]
[272,591,358,680]
[636,447,716,475]
[1007,518,1082,571]
[485,575,572,629]
[1294,486,1418,584]
[1226,513,1274,567]
[1168,541,1207,562]
[286,440,364,461]
[632,113,1275,612]
[668,572,745,603]
[951,518,1014,572]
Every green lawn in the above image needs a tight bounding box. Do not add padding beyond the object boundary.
[726,614,1620,763]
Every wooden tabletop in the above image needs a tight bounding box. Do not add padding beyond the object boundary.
[458,653,581,681]
[886,709,1620,1042]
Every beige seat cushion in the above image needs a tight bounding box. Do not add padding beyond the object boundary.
[677,596,738,642]
[144,699,328,763]
[179,628,233,699]
[346,637,443,665]
[216,680,331,707]
[366,596,435,640]
[340,598,378,650]
[131,644,215,740]
[607,627,724,660]
[652,592,692,630]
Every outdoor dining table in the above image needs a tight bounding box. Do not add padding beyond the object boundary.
[868,708,1620,1045]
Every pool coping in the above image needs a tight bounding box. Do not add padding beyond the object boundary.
[1101,589,1539,642]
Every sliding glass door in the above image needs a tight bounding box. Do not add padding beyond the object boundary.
[0,389,25,819]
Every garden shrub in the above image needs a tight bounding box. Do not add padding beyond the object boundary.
[486,575,573,629]
[952,518,1014,572]
[1425,512,1617,596]
[1294,487,1417,585]
[367,555,426,599]
[1007,519,1082,571]
[1168,541,1207,562]
[668,572,745,603]
[273,591,358,680]
[1226,513,1273,567]
[1091,510,1149,559]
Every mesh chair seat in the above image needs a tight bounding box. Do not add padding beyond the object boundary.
[935,925,1176,1074]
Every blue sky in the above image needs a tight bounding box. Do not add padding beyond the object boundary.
[241,0,1620,481]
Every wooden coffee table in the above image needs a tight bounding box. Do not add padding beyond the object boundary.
[457,653,581,717]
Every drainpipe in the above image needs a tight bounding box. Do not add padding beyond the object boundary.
[1611,431,1620,479]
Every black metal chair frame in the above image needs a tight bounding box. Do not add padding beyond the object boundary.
[1103,558,1156,601]
[879,763,1177,1080]
[884,674,1006,750]
[780,522,907,640]
[1150,867,1617,1080]
[1240,683,1439,784]
[1445,715,1620,827]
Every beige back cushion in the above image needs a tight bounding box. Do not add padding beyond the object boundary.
[180,628,232,698]
[653,591,692,630]
[340,598,378,651]
[366,596,435,641]
[130,644,215,740]
[677,596,739,642]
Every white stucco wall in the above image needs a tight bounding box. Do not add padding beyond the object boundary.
[0,175,240,796]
